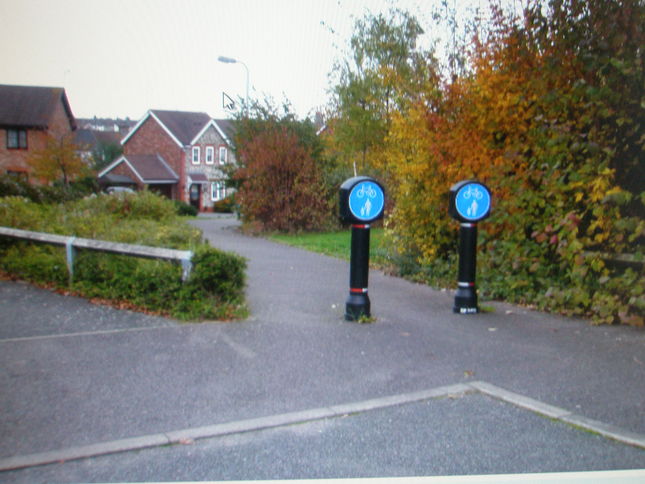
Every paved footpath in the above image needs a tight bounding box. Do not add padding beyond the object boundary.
[0,214,643,483]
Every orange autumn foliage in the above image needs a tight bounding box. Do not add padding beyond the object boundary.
[364,0,644,324]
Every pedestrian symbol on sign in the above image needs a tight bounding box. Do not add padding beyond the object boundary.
[348,181,384,223]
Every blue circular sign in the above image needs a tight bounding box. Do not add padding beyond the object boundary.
[455,182,491,221]
[348,181,385,222]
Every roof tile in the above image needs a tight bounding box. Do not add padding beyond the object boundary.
[151,110,211,146]
[125,154,178,182]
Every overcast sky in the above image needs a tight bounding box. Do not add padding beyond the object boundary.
[1,0,496,121]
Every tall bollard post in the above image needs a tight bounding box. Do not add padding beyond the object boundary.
[454,222,478,312]
[339,176,385,321]
[346,223,371,319]
[449,180,492,314]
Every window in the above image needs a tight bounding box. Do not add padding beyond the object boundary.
[219,146,227,165]
[192,146,201,164]
[6,128,27,149]
[6,170,28,181]
[205,146,214,164]
[211,181,226,201]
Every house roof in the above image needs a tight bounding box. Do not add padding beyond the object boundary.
[152,110,211,145]
[98,154,178,184]
[190,118,236,146]
[122,110,236,149]
[94,130,122,145]
[213,119,235,144]
[73,128,98,149]
[76,117,135,133]
[0,84,76,130]
[99,173,137,185]
[122,109,211,148]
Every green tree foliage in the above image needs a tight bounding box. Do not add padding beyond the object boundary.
[92,141,123,172]
[328,8,435,176]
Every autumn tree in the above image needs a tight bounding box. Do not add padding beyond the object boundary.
[232,98,330,232]
[381,0,644,324]
[328,8,434,176]
[235,126,328,232]
[28,134,90,186]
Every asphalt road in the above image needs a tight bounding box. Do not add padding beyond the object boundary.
[0,214,643,483]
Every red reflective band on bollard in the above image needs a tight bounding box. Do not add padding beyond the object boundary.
[350,287,368,294]
[458,282,475,287]
[352,224,370,229]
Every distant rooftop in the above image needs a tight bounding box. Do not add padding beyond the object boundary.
[77,116,136,133]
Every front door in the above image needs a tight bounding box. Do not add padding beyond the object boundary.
[189,184,201,211]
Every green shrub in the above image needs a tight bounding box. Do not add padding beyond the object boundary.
[71,245,247,319]
[0,175,44,202]
[0,174,100,203]
[72,190,176,222]
[0,192,248,321]
[212,195,236,213]
[186,245,246,299]
[173,200,198,217]
[0,243,69,285]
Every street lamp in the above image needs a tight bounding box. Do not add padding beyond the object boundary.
[217,55,249,116]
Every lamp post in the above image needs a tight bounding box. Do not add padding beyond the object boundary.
[217,55,249,116]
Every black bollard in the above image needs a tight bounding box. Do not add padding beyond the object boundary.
[454,222,479,313]
[449,180,492,315]
[339,176,385,322]
[346,224,371,320]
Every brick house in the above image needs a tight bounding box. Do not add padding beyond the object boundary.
[98,109,234,211]
[0,84,76,181]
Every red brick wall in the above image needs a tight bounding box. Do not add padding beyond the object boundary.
[123,115,186,201]
[0,128,45,176]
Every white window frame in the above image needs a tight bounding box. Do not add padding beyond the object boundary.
[192,146,201,164]
[205,146,214,164]
[211,181,226,201]
[219,146,227,165]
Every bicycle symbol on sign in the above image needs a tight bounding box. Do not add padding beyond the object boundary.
[356,184,377,199]
[462,185,484,200]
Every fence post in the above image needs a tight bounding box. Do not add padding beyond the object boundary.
[65,236,76,283]
[181,252,193,282]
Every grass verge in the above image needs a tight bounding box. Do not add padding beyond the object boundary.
[269,228,388,267]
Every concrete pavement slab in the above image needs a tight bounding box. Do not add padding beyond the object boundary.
[1,391,643,483]
[0,280,175,340]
